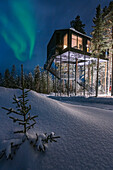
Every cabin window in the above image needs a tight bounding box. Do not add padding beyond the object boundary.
[71,34,83,51]
[63,34,68,49]
[78,37,83,50]
[71,34,77,48]
[87,40,91,53]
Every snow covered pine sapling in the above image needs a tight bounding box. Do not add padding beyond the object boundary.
[1,82,38,159]
[2,89,37,134]
[1,64,60,160]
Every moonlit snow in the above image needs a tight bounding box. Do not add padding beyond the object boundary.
[0,87,113,170]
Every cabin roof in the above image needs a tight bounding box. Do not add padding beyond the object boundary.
[47,28,92,46]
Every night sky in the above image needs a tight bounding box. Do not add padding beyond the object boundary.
[0,0,111,74]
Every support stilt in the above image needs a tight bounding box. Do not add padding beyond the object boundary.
[84,55,85,96]
[75,58,78,96]
[67,52,70,96]
[55,62,56,96]
[60,55,62,96]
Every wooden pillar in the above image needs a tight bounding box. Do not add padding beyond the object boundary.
[106,59,109,95]
[53,76,55,94]
[88,60,91,95]
[88,61,90,85]
[67,51,70,96]
[60,55,62,96]
[62,79,64,94]
[55,63,56,96]
[105,62,107,94]
[75,58,78,96]
[91,62,94,91]
[111,26,113,96]
[84,55,85,96]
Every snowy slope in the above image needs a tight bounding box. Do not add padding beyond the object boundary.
[0,87,113,170]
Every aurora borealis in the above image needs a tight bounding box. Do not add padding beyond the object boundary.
[0,0,111,73]
[0,0,36,61]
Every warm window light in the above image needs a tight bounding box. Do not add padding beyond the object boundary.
[87,40,91,53]
[71,34,83,51]
[78,37,83,50]
[71,34,77,48]
[63,34,68,49]
[63,45,67,49]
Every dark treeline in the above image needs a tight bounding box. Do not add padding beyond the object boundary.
[0,65,53,94]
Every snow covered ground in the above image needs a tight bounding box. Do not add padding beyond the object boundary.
[0,87,113,170]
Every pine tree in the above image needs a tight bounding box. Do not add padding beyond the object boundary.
[1,65,60,160]
[102,1,113,95]
[0,73,3,86]
[28,72,33,90]
[34,65,41,92]
[10,65,16,88]
[40,68,47,93]
[15,75,21,88]
[48,72,53,93]
[2,65,38,134]
[101,2,113,52]
[4,69,10,88]
[70,15,86,34]
[24,74,29,89]
[91,4,104,97]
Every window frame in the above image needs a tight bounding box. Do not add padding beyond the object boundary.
[71,33,83,51]
[63,34,68,49]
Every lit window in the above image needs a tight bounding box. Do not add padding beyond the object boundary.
[78,37,83,50]
[87,40,91,53]
[71,34,83,51]
[71,34,77,48]
[63,34,68,49]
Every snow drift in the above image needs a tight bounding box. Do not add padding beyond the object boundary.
[0,87,113,170]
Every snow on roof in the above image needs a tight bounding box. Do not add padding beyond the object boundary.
[70,27,92,39]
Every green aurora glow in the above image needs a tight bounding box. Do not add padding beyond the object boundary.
[0,0,36,61]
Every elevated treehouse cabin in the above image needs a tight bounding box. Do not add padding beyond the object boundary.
[44,28,108,96]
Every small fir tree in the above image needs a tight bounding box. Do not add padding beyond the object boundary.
[1,65,60,160]
[2,65,38,134]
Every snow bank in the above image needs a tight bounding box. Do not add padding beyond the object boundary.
[0,87,113,170]
[49,95,113,105]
